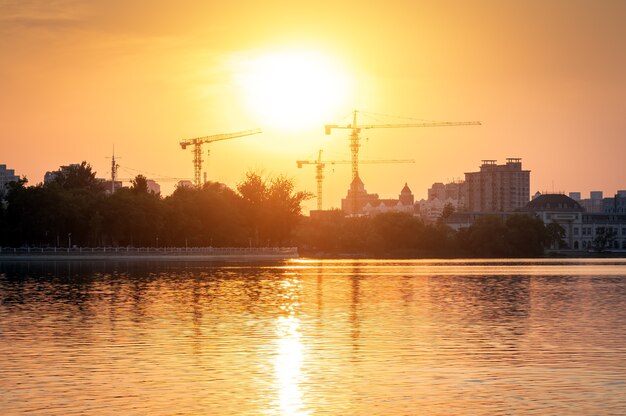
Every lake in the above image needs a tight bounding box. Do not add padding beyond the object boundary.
[1,259,626,415]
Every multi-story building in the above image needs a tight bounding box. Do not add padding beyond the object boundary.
[428,182,446,201]
[341,177,381,215]
[418,180,468,222]
[362,183,415,216]
[427,181,466,205]
[341,177,415,216]
[102,180,124,194]
[465,158,530,212]
[567,190,626,214]
[569,192,581,201]
[575,191,605,213]
[446,193,626,252]
[416,197,459,223]
[526,194,626,251]
[602,190,626,214]
[0,164,20,198]
[44,164,82,184]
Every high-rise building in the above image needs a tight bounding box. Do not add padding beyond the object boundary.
[602,190,626,214]
[418,180,467,222]
[577,191,604,213]
[0,164,19,198]
[44,164,81,184]
[464,158,530,212]
[428,182,446,201]
[569,192,581,201]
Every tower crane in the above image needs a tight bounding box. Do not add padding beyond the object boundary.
[297,149,414,210]
[324,110,481,181]
[180,128,262,188]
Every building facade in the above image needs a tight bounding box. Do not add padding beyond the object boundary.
[341,177,380,215]
[526,194,626,251]
[0,164,19,198]
[341,178,415,216]
[416,197,461,223]
[465,158,530,212]
[427,181,466,205]
[362,183,415,216]
[446,193,626,252]
[602,190,626,214]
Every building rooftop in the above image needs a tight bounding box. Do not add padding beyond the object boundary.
[525,194,583,212]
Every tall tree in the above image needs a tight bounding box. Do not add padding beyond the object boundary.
[131,175,149,194]
[48,161,103,193]
[237,171,312,246]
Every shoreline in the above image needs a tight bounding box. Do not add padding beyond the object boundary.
[0,254,297,262]
[0,247,298,262]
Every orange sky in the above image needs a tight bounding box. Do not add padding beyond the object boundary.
[2,0,626,211]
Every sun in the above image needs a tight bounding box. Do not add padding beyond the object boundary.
[236,50,352,131]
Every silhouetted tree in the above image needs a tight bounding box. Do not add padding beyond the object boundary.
[48,161,103,193]
[438,203,455,224]
[505,214,549,257]
[593,227,617,252]
[131,175,149,194]
[238,171,312,246]
[458,215,510,257]
[545,222,566,250]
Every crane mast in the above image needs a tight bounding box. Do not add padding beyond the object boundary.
[297,149,414,210]
[180,128,262,188]
[325,110,481,180]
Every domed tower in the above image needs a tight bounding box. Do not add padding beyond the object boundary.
[399,182,414,206]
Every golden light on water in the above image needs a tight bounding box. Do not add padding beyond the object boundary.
[274,315,307,416]
[272,276,308,416]
[236,50,353,131]
[3,261,626,414]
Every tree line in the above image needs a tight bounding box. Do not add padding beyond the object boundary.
[0,162,310,248]
[296,211,563,257]
[0,161,566,256]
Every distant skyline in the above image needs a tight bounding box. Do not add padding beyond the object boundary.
[2,0,626,211]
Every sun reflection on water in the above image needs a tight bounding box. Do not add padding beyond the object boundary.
[272,277,308,416]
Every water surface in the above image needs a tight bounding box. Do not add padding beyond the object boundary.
[1,259,626,415]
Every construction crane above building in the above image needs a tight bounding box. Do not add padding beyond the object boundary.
[324,110,481,181]
[297,149,414,210]
[180,128,262,188]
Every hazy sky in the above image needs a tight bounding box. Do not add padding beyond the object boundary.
[2,0,625,210]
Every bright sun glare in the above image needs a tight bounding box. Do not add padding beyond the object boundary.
[237,51,352,131]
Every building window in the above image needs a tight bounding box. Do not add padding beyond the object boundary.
[573,227,579,236]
